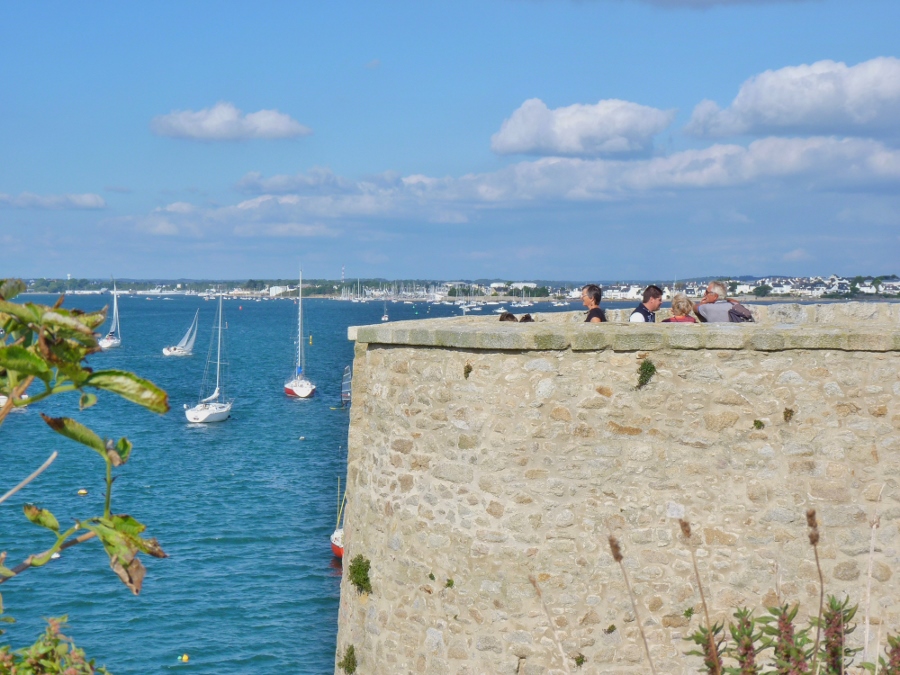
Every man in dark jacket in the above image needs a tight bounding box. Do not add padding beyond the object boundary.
[630,285,663,322]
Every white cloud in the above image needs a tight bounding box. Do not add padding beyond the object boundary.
[491,98,675,157]
[782,248,812,261]
[237,168,356,195]
[0,192,106,209]
[686,57,900,138]
[150,102,311,140]
[125,135,900,242]
[158,202,195,214]
[232,222,337,238]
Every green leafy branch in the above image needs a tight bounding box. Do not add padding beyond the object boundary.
[1,278,169,601]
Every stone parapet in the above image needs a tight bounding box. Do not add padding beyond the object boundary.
[335,303,900,675]
[353,318,900,353]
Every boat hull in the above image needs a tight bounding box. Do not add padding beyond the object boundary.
[185,401,232,423]
[162,346,191,356]
[330,528,344,558]
[98,336,121,350]
[284,377,316,398]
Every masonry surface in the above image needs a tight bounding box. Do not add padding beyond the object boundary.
[335,303,900,674]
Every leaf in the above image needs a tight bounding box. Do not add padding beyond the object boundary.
[0,346,51,381]
[79,392,98,410]
[0,278,26,301]
[41,311,96,336]
[40,414,106,456]
[84,370,169,413]
[23,504,60,532]
[115,437,133,463]
[109,514,146,537]
[83,520,146,594]
[0,299,41,325]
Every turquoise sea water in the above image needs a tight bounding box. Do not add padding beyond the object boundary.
[1,295,587,674]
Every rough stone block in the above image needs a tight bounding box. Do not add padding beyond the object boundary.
[433,463,474,484]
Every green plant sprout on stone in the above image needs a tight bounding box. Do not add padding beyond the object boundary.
[573,653,586,667]
[753,419,765,430]
[684,607,695,620]
[428,572,435,581]
[347,555,372,594]
[337,644,357,674]
[0,278,169,671]
[636,359,656,389]
[445,578,454,588]
[603,624,616,634]
[783,407,795,423]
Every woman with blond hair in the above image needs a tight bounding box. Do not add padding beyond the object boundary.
[663,293,697,323]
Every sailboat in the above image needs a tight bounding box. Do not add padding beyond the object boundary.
[284,270,316,398]
[162,309,199,356]
[340,366,352,407]
[184,294,232,423]
[98,283,122,350]
[381,302,389,322]
[331,478,347,559]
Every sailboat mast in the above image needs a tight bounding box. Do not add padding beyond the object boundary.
[298,269,304,373]
[112,280,119,335]
[215,293,223,394]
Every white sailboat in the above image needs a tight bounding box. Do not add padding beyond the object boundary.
[284,270,316,398]
[98,283,122,350]
[340,365,352,407]
[381,302,389,322]
[163,309,199,356]
[184,294,232,423]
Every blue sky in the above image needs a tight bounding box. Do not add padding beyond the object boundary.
[1,0,899,281]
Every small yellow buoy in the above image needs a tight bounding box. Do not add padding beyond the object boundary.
[179,653,189,662]
[77,489,88,496]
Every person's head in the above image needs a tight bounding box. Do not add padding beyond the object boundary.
[499,311,518,322]
[671,293,693,317]
[642,285,663,311]
[581,284,602,308]
[704,281,728,301]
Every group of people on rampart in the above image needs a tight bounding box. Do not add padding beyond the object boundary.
[581,280,753,324]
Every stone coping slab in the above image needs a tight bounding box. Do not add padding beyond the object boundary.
[349,315,900,351]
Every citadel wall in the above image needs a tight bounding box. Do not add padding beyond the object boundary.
[335,303,900,674]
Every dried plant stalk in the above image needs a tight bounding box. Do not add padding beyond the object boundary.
[679,520,722,675]
[528,575,571,674]
[608,536,657,675]
[807,508,824,673]
[863,485,885,661]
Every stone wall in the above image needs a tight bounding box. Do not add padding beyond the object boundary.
[335,303,900,674]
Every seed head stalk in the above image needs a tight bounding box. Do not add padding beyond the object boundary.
[807,509,824,672]
[608,536,657,675]
[680,519,722,675]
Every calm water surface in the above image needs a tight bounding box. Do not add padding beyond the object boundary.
[1,295,585,674]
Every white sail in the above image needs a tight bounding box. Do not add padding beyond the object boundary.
[163,309,199,356]
[200,386,220,403]
[340,365,352,405]
[177,310,199,350]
